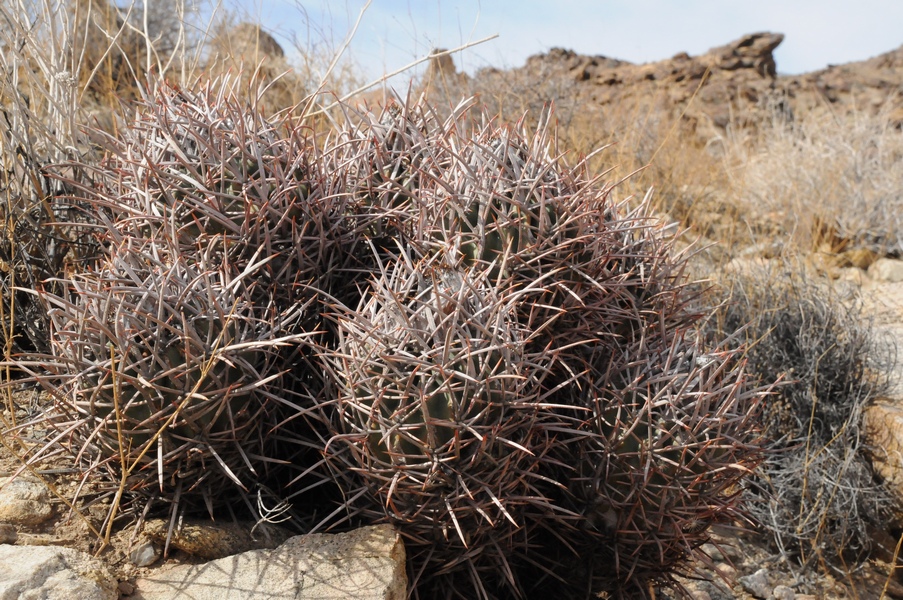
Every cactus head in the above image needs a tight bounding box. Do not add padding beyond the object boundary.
[17,78,345,530]
[316,97,764,598]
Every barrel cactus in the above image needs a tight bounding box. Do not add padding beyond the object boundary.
[91,80,356,303]
[322,252,544,593]
[315,97,765,599]
[39,234,311,522]
[15,79,346,531]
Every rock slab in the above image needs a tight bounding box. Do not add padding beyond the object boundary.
[0,544,118,600]
[133,524,407,600]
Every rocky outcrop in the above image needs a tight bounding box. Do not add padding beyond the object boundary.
[133,524,407,600]
[524,47,627,82]
[529,31,791,134]
[433,31,903,140]
[425,32,792,142]
[704,32,784,76]
[575,31,784,84]
[789,43,903,118]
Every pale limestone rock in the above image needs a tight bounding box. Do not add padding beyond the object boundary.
[869,258,903,283]
[134,524,407,600]
[0,476,53,526]
[772,585,795,600]
[739,568,771,599]
[0,544,118,600]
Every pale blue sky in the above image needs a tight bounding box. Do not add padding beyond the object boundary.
[233,1,903,82]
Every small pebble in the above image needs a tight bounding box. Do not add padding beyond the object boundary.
[739,568,771,599]
[714,562,736,580]
[129,539,160,567]
[772,585,795,600]
[118,580,136,595]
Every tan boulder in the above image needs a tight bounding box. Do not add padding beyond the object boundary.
[864,400,903,509]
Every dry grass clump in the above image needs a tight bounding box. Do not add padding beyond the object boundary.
[1,0,106,354]
[709,260,896,569]
[724,103,903,259]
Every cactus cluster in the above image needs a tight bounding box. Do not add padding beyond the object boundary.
[316,99,764,598]
[5,81,764,598]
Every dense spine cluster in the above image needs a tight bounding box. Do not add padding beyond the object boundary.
[316,98,763,598]
[5,82,763,599]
